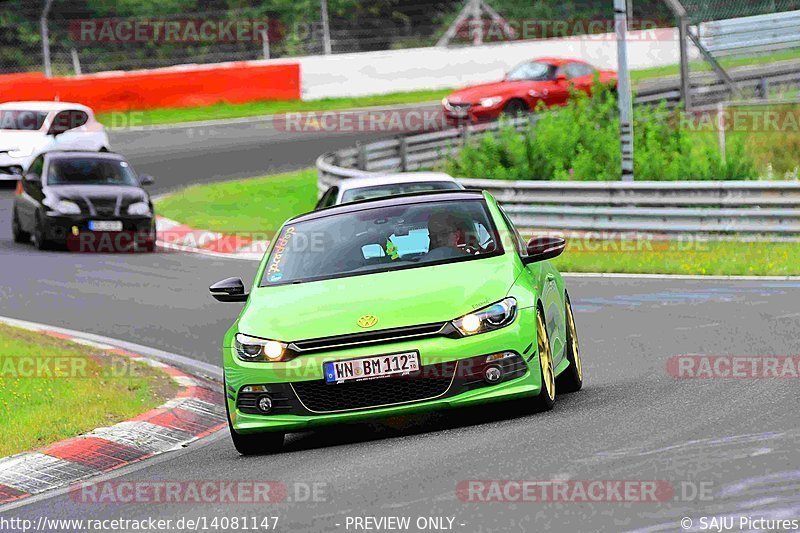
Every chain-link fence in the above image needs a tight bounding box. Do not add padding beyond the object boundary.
[2,0,677,75]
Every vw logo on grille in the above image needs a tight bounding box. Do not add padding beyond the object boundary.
[357,315,378,328]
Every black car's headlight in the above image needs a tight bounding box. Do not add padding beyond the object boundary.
[452,297,517,336]
[127,201,151,216]
[234,333,290,362]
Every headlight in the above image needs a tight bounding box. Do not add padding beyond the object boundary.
[54,200,81,215]
[234,333,289,362]
[127,201,151,216]
[478,96,503,108]
[441,97,453,110]
[452,297,517,336]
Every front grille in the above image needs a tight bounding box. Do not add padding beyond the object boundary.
[289,322,449,354]
[89,198,118,216]
[291,362,455,413]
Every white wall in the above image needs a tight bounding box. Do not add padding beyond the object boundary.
[291,28,700,100]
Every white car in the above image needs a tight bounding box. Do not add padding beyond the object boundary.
[0,101,110,180]
[316,172,464,209]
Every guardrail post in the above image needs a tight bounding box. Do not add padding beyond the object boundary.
[398,136,408,171]
[356,142,367,171]
[756,77,769,99]
[461,125,470,148]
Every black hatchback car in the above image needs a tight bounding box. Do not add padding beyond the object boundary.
[12,151,156,251]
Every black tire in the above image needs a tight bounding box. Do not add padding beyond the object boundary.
[530,304,556,411]
[557,292,583,393]
[502,99,528,118]
[224,393,284,455]
[11,208,30,244]
[33,212,51,251]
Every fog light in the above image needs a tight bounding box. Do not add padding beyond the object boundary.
[484,365,503,384]
[256,395,273,413]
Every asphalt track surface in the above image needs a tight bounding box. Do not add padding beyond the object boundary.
[1,119,799,532]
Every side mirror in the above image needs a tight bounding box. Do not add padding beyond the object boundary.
[523,236,566,264]
[210,277,249,302]
[556,72,568,83]
[139,174,155,186]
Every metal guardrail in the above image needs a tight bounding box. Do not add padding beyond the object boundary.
[316,63,800,238]
[698,10,800,57]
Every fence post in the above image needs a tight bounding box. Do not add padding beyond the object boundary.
[320,0,332,55]
[398,136,408,171]
[356,142,367,170]
[260,28,270,59]
[40,0,54,77]
[716,102,726,165]
[70,48,82,75]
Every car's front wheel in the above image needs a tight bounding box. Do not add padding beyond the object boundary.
[11,208,30,244]
[530,304,556,411]
[33,212,52,251]
[557,292,583,393]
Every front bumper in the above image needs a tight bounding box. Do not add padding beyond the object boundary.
[443,105,502,125]
[41,214,155,250]
[224,307,542,433]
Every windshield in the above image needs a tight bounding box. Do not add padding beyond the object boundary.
[261,199,503,286]
[0,110,49,131]
[47,158,140,186]
[340,181,462,203]
[506,61,554,81]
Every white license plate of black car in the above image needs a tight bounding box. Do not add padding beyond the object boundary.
[88,220,123,231]
[324,351,420,384]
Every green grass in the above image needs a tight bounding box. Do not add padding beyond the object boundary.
[97,89,453,128]
[156,168,318,234]
[0,324,177,457]
[155,170,799,276]
[552,239,800,276]
[98,49,800,128]
[630,48,800,84]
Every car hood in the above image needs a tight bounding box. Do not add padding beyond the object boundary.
[237,253,520,342]
[446,80,541,104]
[48,185,148,203]
[0,130,45,152]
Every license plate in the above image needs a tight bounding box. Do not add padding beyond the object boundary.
[324,351,420,384]
[88,220,123,232]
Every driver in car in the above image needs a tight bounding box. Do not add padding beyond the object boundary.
[426,211,470,261]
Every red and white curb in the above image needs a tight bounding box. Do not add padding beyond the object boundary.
[156,216,269,261]
[0,316,227,506]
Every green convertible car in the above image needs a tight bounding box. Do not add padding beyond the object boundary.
[210,190,583,455]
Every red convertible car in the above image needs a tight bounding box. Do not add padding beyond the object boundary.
[442,57,617,125]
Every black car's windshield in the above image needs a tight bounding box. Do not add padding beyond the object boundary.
[506,61,554,81]
[261,199,502,286]
[48,158,140,187]
[0,110,49,131]
[340,181,462,203]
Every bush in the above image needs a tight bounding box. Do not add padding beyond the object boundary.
[444,82,758,181]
